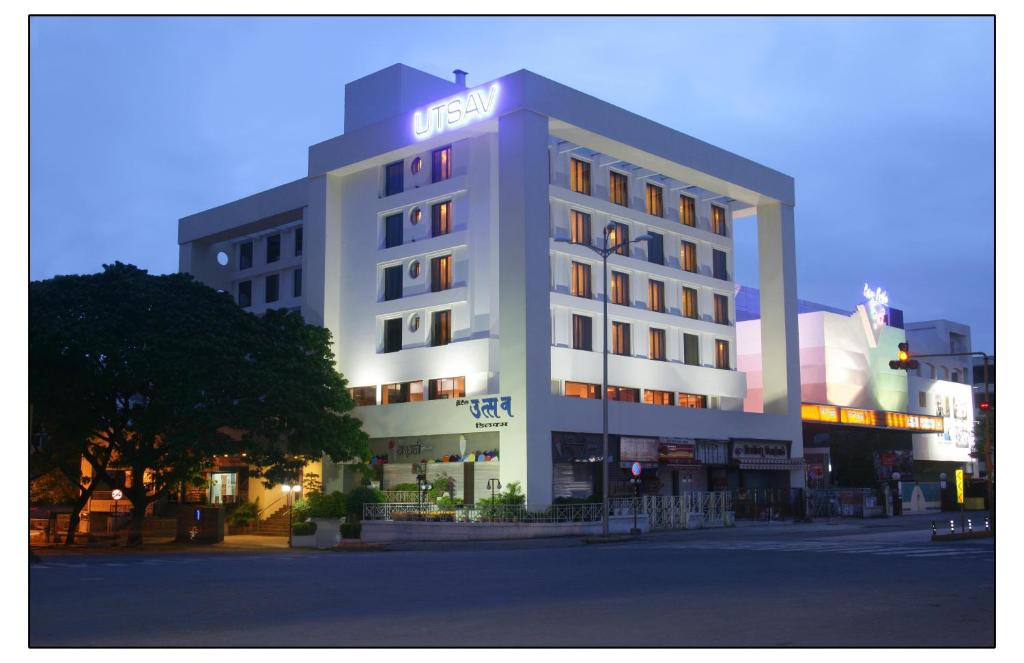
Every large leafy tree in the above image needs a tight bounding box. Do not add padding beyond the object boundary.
[30,263,368,544]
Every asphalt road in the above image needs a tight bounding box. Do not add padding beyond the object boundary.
[30,514,994,647]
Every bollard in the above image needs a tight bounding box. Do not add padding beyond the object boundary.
[949,520,955,533]
[931,521,937,536]
[968,519,973,532]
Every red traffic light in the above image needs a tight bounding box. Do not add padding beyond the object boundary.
[979,401,991,411]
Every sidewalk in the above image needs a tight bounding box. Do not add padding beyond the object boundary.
[32,534,293,557]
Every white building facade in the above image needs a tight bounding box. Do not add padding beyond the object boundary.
[178,64,804,507]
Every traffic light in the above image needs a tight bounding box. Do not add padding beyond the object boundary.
[889,342,920,370]
[979,401,991,411]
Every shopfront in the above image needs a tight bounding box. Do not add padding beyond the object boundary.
[729,439,801,490]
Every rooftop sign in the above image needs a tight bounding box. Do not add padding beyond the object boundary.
[413,83,500,140]
[863,283,889,329]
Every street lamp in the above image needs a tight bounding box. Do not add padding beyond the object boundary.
[281,484,301,548]
[554,225,653,537]
[416,470,429,520]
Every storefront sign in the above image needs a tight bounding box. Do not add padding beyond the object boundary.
[658,441,696,464]
[414,83,500,140]
[390,439,433,460]
[955,468,964,504]
[802,403,944,433]
[732,442,789,461]
[863,283,889,330]
[456,395,514,429]
[620,437,659,463]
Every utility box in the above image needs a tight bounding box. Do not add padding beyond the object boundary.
[177,505,224,543]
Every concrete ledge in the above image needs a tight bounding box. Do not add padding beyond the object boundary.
[362,514,649,543]
[931,531,993,542]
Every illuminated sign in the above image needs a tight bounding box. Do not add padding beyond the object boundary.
[455,394,514,430]
[413,84,500,140]
[863,283,889,329]
[802,403,944,432]
[840,408,877,426]
[955,468,964,504]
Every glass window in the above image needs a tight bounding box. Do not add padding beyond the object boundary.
[239,242,253,270]
[384,161,404,196]
[713,250,729,280]
[294,227,303,256]
[432,200,452,237]
[238,280,252,308]
[610,271,630,306]
[349,386,377,406]
[431,309,452,346]
[384,265,403,301]
[432,145,452,183]
[681,241,697,273]
[649,328,666,361]
[293,268,302,298]
[647,232,664,265]
[714,294,730,325]
[607,386,640,402]
[429,376,465,400]
[608,221,630,256]
[678,393,707,409]
[383,318,402,353]
[570,210,591,245]
[382,380,424,404]
[565,381,600,399]
[644,389,674,406]
[683,333,700,366]
[609,171,629,206]
[611,321,631,356]
[571,261,592,299]
[265,274,279,303]
[266,234,280,264]
[411,157,423,174]
[682,287,698,319]
[570,158,591,195]
[384,213,403,248]
[711,205,727,236]
[431,255,453,292]
[648,279,665,312]
[646,183,664,217]
[679,195,696,227]
[715,339,730,369]
[572,314,593,351]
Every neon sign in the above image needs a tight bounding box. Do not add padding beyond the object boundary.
[863,283,889,329]
[413,84,499,140]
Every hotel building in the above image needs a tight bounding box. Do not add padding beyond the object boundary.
[178,64,804,508]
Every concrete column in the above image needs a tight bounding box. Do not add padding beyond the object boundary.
[303,174,342,361]
[498,109,553,508]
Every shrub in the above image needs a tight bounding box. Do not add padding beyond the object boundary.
[390,483,419,492]
[292,520,317,536]
[428,474,456,500]
[227,499,259,527]
[347,486,385,522]
[308,491,347,519]
[290,497,311,524]
[436,494,463,510]
[340,522,361,539]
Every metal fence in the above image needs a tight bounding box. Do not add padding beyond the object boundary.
[380,491,422,503]
[730,488,806,521]
[609,492,731,529]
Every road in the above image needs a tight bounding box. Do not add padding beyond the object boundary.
[30,514,994,647]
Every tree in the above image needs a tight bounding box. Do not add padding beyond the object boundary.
[30,263,368,545]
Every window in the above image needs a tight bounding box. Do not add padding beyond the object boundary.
[265,274,279,303]
[609,171,629,206]
[644,389,674,406]
[238,280,252,308]
[682,287,699,319]
[713,250,728,280]
[565,381,601,399]
[410,207,422,225]
[608,221,630,256]
[431,309,452,346]
[572,314,593,351]
[919,391,928,408]
[431,255,453,292]
[678,393,707,409]
[570,158,591,195]
[711,205,727,236]
[411,157,423,174]
[349,386,377,406]
[648,279,665,312]
[611,322,631,356]
[715,339,730,369]
[683,333,700,366]
[383,213,403,249]
[429,376,465,400]
[382,380,424,404]
[384,161,404,196]
[383,318,403,353]
[432,200,452,237]
[679,195,696,227]
[239,242,253,270]
[607,386,640,402]
[610,271,630,306]
[432,145,452,183]
[647,232,664,265]
[293,269,302,298]
[570,210,591,245]
[681,241,697,273]
[294,227,303,256]
[384,265,403,301]
[714,294,730,325]
[266,234,281,264]
[649,328,666,361]
[646,183,664,217]
[571,261,592,298]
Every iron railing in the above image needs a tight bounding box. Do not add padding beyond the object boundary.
[380,491,422,503]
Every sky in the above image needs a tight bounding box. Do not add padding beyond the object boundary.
[29,16,995,352]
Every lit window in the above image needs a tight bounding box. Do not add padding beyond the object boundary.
[572,314,593,351]
[432,200,452,237]
[715,339,730,370]
[349,386,377,406]
[570,158,591,195]
[429,376,465,400]
[611,321,631,356]
[681,241,697,273]
[649,328,666,361]
[682,287,699,319]
[608,221,629,256]
[711,205,727,236]
[432,145,452,183]
[678,393,707,409]
[571,262,592,299]
[714,294,730,325]
[679,195,696,227]
[644,389,674,406]
[431,309,452,346]
[648,279,665,312]
[607,386,640,402]
[570,210,591,245]
[382,381,424,404]
[431,255,453,292]
[411,157,423,174]
[646,183,664,218]
[565,381,601,399]
[609,171,629,206]
[609,271,630,306]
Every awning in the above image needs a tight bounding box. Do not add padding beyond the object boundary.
[737,459,806,471]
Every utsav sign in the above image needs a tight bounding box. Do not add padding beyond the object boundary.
[413,84,500,140]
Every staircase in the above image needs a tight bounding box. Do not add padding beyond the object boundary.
[254,504,291,537]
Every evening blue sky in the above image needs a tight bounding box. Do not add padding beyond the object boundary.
[29,16,994,351]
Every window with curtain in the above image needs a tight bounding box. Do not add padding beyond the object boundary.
[431,200,452,237]
[649,328,666,361]
[565,381,601,399]
[570,210,591,245]
[678,393,707,408]
[648,279,665,312]
[714,294,730,325]
[611,321,631,355]
[428,376,465,400]
[431,255,453,292]
[382,380,424,404]
[570,158,591,195]
[644,390,674,406]
[681,241,697,273]
[609,171,629,206]
[646,183,664,217]
[711,204,727,236]
[348,386,377,406]
[715,339,730,369]
[431,310,452,346]
[432,145,452,183]
[682,287,699,319]
[571,261,592,298]
[679,195,696,227]
[608,221,630,256]
[607,386,640,402]
[610,271,630,306]
[572,314,593,351]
